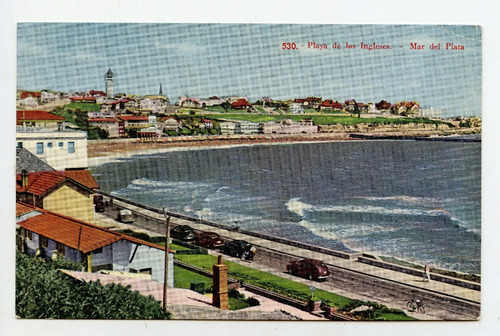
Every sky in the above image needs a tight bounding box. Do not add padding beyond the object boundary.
[17,23,481,117]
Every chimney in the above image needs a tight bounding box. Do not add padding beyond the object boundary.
[212,255,229,310]
[21,169,29,188]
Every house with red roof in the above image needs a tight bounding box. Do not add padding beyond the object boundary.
[158,116,182,132]
[17,110,65,131]
[16,169,99,224]
[70,96,97,103]
[88,118,122,138]
[320,100,344,111]
[16,202,174,285]
[117,115,151,128]
[231,98,251,110]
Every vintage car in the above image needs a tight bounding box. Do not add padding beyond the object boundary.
[170,225,196,241]
[286,258,330,281]
[118,209,134,223]
[195,231,224,248]
[222,240,253,259]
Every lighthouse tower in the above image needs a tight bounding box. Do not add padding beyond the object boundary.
[105,68,114,98]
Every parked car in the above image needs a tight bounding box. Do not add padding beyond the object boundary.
[195,231,224,248]
[170,225,196,241]
[222,240,253,259]
[286,258,330,281]
[118,209,134,223]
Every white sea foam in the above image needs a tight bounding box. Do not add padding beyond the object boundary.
[286,198,454,218]
[195,208,214,218]
[285,198,314,217]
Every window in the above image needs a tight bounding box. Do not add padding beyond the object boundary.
[36,142,44,154]
[55,242,65,256]
[47,142,53,148]
[58,142,64,148]
[40,236,49,248]
[68,141,75,153]
[17,142,23,148]
[93,247,103,254]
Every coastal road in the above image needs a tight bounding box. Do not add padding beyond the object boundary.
[97,200,480,320]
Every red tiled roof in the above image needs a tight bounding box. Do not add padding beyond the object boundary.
[16,170,99,196]
[63,170,99,189]
[88,90,106,96]
[17,110,65,122]
[70,96,96,101]
[118,116,149,121]
[89,118,120,122]
[17,202,172,254]
[231,99,250,107]
[16,202,37,217]
[20,92,41,99]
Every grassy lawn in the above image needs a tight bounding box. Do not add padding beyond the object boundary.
[64,102,100,111]
[174,254,414,320]
[200,113,449,127]
[173,266,252,310]
[175,254,351,308]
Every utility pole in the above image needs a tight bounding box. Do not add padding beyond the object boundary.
[162,208,171,312]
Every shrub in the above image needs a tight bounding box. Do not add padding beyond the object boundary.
[16,252,170,319]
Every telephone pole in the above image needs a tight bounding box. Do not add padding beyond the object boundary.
[162,208,171,312]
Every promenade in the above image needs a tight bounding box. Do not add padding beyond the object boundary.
[95,196,480,320]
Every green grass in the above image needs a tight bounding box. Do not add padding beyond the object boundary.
[200,113,450,127]
[173,265,213,290]
[64,102,100,111]
[174,254,414,320]
[173,266,252,310]
[175,254,352,308]
[253,106,266,113]
[228,297,251,310]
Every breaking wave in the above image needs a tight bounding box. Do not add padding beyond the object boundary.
[286,198,454,218]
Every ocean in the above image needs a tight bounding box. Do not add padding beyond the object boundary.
[91,139,481,274]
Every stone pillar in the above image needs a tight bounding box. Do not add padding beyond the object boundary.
[212,255,229,310]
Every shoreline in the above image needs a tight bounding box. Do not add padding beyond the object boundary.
[87,130,480,167]
[88,132,481,278]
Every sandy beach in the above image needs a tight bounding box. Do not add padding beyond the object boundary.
[87,133,353,166]
[87,128,480,167]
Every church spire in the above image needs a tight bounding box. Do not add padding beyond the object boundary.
[159,83,163,96]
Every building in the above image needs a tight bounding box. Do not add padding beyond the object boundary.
[231,98,251,110]
[159,116,182,132]
[138,96,168,114]
[88,118,122,138]
[220,121,241,135]
[289,103,304,114]
[16,202,174,286]
[17,110,65,131]
[16,147,55,174]
[261,119,318,134]
[239,121,261,134]
[16,169,99,224]
[418,108,443,119]
[117,115,152,128]
[16,128,88,170]
[105,68,114,98]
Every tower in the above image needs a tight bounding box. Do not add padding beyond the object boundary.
[159,83,163,96]
[105,68,114,98]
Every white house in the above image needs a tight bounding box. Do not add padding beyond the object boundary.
[220,121,241,135]
[239,121,261,134]
[289,103,304,114]
[418,108,443,119]
[16,202,175,286]
[16,128,88,170]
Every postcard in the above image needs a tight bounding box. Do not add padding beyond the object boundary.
[14,22,483,323]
